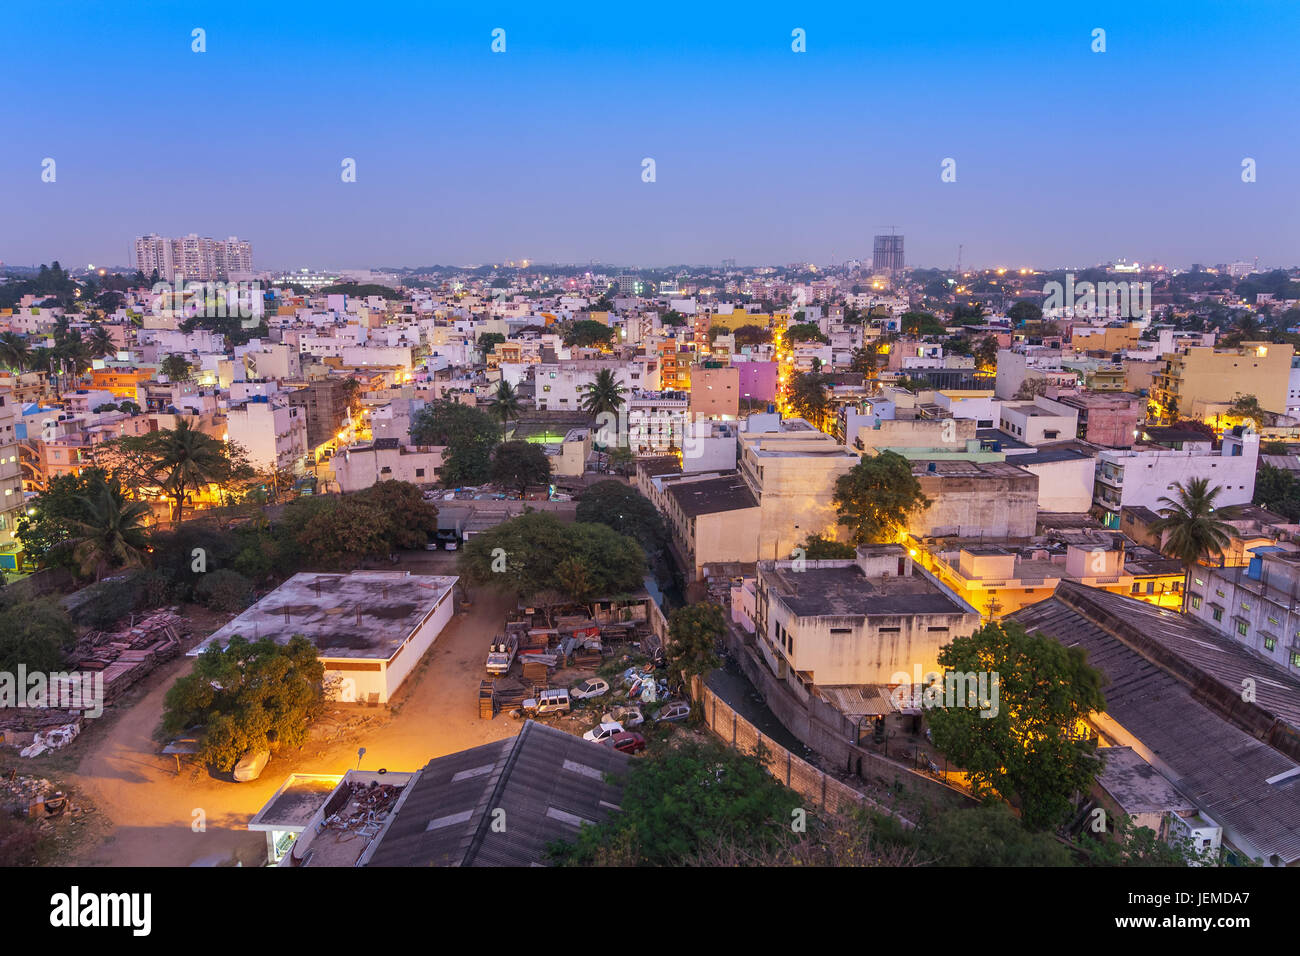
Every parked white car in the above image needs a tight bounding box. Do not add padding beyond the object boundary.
[582,721,624,744]
[570,677,610,700]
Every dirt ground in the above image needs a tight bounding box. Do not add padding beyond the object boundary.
[9,557,533,867]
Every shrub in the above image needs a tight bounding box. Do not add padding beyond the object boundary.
[196,569,254,612]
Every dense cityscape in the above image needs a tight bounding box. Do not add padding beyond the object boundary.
[2,243,1299,880]
[3,1,1293,939]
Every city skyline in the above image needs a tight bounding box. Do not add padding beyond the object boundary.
[4,0,1300,270]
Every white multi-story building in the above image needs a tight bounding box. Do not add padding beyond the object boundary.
[1094,430,1259,528]
[225,396,308,473]
[1185,547,1300,677]
[0,387,24,568]
[132,234,253,281]
[627,392,689,456]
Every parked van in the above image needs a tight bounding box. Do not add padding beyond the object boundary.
[522,688,571,716]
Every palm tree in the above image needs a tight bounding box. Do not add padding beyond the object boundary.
[0,331,30,372]
[490,379,522,442]
[147,418,231,526]
[68,476,151,581]
[85,326,115,359]
[579,368,628,421]
[1150,477,1239,611]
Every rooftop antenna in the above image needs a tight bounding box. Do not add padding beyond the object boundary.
[956,244,963,276]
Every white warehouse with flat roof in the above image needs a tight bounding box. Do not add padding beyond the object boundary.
[190,571,458,704]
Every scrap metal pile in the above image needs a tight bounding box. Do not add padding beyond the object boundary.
[318,779,403,842]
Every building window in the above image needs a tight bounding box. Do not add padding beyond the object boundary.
[1190,596,1202,610]
[1264,636,1277,652]
[1212,607,1223,622]
[1236,620,1248,637]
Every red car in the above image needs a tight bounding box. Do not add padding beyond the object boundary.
[603,731,646,754]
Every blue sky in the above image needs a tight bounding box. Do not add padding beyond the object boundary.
[3,0,1299,270]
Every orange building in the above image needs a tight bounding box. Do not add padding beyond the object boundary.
[91,367,152,399]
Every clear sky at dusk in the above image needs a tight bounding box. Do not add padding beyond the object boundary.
[3,0,1299,270]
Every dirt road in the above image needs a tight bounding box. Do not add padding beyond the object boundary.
[65,571,521,867]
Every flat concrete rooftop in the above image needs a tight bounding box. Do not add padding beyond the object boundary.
[191,571,458,660]
[761,564,969,618]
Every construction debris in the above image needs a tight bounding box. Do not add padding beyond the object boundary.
[68,609,187,706]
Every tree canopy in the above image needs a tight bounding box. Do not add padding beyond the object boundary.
[927,620,1107,830]
[575,480,668,560]
[162,635,326,772]
[490,440,552,497]
[458,512,645,603]
[834,451,931,544]
[409,400,499,487]
[564,319,616,349]
[549,738,803,866]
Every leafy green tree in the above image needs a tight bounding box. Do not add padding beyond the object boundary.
[352,480,440,550]
[786,371,829,427]
[477,331,506,357]
[550,738,802,866]
[1226,392,1266,429]
[849,345,881,377]
[797,532,855,559]
[0,598,76,674]
[1150,477,1239,609]
[658,309,686,327]
[490,440,552,497]
[731,324,771,346]
[66,475,151,581]
[85,325,114,359]
[195,569,254,612]
[409,400,499,487]
[575,480,667,559]
[927,620,1107,831]
[1080,811,1227,867]
[784,321,828,345]
[834,451,930,544]
[917,801,1074,865]
[974,335,999,370]
[1254,463,1300,521]
[564,319,616,349]
[162,635,326,772]
[900,311,946,335]
[665,602,725,683]
[1007,301,1043,325]
[489,378,522,442]
[295,496,392,568]
[458,512,645,601]
[16,468,114,569]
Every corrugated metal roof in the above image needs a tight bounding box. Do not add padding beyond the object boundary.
[364,721,629,867]
[1011,586,1300,863]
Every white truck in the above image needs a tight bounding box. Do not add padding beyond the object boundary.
[485,632,519,675]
